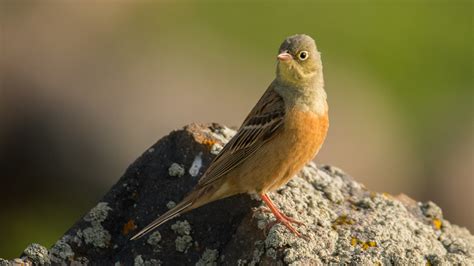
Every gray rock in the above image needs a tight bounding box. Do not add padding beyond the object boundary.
[21,243,50,265]
[0,258,10,266]
[2,123,473,265]
[50,239,74,263]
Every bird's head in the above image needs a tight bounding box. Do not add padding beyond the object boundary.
[276,34,322,87]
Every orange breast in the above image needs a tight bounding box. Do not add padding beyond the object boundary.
[230,107,329,195]
[266,108,329,191]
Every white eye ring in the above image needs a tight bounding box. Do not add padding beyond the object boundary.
[298,51,309,61]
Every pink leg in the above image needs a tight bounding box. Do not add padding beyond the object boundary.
[254,206,304,225]
[260,194,304,237]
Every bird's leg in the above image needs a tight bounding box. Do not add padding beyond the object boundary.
[260,193,303,237]
[252,206,304,225]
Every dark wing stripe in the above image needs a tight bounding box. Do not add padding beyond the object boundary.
[197,85,285,187]
[237,127,261,150]
[200,144,260,185]
[231,111,284,152]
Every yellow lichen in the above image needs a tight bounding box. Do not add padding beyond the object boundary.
[351,237,358,246]
[360,241,378,250]
[362,243,370,250]
[351,237,377,251]
[333,215,355,227]
[433,218,442,230]
[367,241,377,247]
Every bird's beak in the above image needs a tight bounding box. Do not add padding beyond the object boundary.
[277,52,292,62]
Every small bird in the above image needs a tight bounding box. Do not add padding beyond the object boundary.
[131,34,329,240]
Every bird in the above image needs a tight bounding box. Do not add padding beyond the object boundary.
[131,34,329,240]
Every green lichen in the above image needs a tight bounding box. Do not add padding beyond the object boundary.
[134,255,144,266]
[245,162,474,265]
[84,202,111,225]
[147,231,162,246]
[166,201,177,209]
[168,163,185,177]
[133,256,162,266]
[50,239,74,263]
[249,240,264,265]
[81,202,112,248]
[82,226,111,248]
[146,231,162,253]
[72,257,89,265]
[196,249,219,266]
[22,243,50,265]
[175,235,193,253]
[265,248,277,259]
[420,201,443,219]
[171,220,191,236]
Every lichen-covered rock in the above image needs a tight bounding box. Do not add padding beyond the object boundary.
[81,202,113,248]
[168,163,185,177]
[21,243,50,265]
[2,123,473,265]
[196,248,219,266]
[146,231,162,247]
[171,220,192,236]
[240,163,473,265]
[50,239,74,263]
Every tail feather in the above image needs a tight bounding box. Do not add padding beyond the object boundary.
[130,199,193,240]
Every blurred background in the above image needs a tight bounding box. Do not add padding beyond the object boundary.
[0,0,472,258]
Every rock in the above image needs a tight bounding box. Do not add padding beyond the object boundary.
[21,243,50,265]
[168,163,185,178]
[2,123,473,265]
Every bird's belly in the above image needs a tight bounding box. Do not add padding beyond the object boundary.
[236,110,329,194]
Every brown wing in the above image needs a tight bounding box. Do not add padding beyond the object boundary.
[198,82,285,187]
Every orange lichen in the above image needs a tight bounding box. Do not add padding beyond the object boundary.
[190,128,211,144]
[122,219,137,235]
[433,218,442,230]
[197,137,220,151]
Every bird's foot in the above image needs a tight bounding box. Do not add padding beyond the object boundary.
[259,194,307,238]
[253,206,304,225]
[265,217,302,237]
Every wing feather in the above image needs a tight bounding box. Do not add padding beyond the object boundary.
[198,84,285,186]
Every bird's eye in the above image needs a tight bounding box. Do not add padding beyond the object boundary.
[298,51,309,61]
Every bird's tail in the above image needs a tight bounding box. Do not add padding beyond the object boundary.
[130,196,194,240]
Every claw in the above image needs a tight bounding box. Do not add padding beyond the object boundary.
[259,194,306,238]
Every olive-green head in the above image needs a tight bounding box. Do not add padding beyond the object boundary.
[276,34,322,87]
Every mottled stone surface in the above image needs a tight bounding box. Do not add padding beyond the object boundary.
[3,124,473,265]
